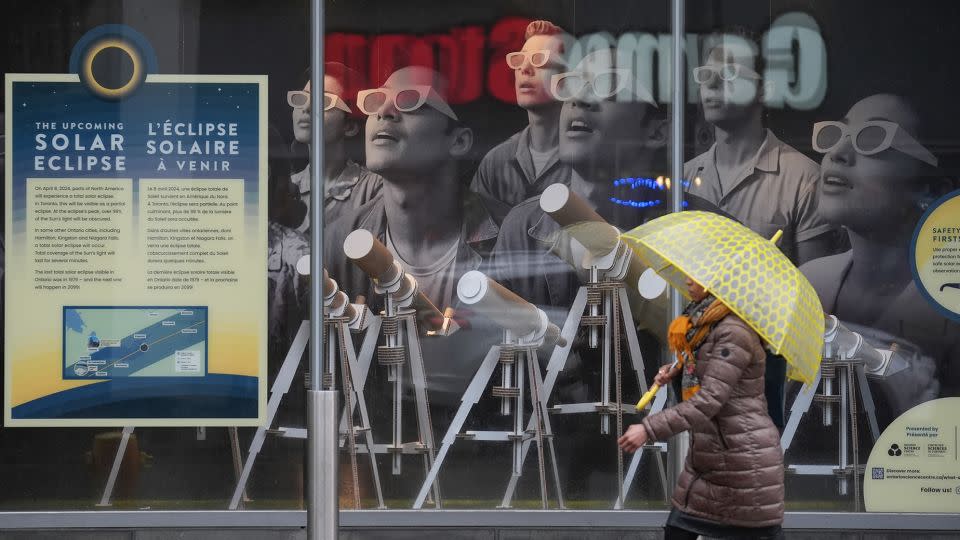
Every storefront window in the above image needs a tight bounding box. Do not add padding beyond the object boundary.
[684,0,960,515]
[1,0,958,524]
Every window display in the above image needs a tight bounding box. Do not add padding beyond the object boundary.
[1,0,959,529]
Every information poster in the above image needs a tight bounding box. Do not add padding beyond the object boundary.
[4,36,268,426]
[864,398,960,512]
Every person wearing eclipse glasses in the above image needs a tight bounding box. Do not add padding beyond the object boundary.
[800,93,959,420]
[684,34,838,267]
[488,46,685,316]
[484,48,731,499]
[288,62,383,232]
[324,65,508,314]
[683,35,841,428]
[470,20,576,208]
[322,66,510,434]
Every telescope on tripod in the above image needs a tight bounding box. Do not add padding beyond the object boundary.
[343,229,458,507]
[230,264,384,509]
[781,314,918,507]
[413,270,566,509]
[505,183,669,510]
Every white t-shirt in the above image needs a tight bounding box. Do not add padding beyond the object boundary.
[529,146,557,178]
[386,228,461,309]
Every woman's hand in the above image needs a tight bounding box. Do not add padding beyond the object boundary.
[617,424,649,453]
[654,363,682,386]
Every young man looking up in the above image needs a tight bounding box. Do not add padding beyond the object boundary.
[684,35,837,265]
[289,62,382,232]
[470,20,575,208]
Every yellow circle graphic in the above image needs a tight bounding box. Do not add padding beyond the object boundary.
[913,191,960,319]
[81,38,144,99]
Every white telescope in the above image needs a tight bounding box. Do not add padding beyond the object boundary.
[824,315,903,377]
[343,229,447,332]
[296,256,369,331]
[457,270,565,348]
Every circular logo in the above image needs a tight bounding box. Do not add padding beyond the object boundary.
[69,25,158,101]
[911,189,960,321]
[79,38,145,100]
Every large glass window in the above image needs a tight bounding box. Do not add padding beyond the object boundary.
[1,0,958,522]
[684,0,960,515]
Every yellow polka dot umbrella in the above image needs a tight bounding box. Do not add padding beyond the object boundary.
[621,211,823,387]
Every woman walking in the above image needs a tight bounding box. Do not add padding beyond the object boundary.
[618,275,785,539]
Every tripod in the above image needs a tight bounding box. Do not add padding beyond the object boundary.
[498,246,670,510]
[781,316,881,508]
[98,426,245,507]
[412,328,564,509]
[229,299,386,509]
[373,301,441,507]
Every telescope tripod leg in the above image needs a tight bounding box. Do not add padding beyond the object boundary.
[98,426,135,507]
[614,384,669,509]
[617,288,649,395]
[229,321,310,510]
[340,316,380,434]
[390,328,404,476]
[412,346,502,509]
[601,291,614,435]
[335,321,361,509]
[499,288,587,509]
[839,363,852,495]
[780,369,822,452]
[542,287,589,398]
[405,317,440,508]
[228,427,251,504]
[853,363,880,441]
[341,322,385,509]
[528,350,565,509]
[613,288,669,508]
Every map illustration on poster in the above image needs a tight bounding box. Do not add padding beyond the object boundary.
[3,25,267,426]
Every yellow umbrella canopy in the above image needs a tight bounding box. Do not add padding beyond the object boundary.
[621,211,823,384]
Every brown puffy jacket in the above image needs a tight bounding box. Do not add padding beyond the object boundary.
[642,314,784,527]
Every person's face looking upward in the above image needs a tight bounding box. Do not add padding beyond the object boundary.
[290,76,356,146]
[511,34,566,110]
[556,52,656,175]
[361,67,469,179]
[291,80,312,144]
[816,94,929,236]
[696,46,762,127]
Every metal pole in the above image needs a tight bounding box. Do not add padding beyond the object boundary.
[308,390,339,539]
[667,0,689,491]
[309,0,337,538]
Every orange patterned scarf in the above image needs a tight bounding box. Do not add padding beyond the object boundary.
[668,295,731,400]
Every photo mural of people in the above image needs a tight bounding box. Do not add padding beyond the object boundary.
[325,66,507,312]
[800,93,959,424]
[488,47,670,317]
[323,66,508,411]
[469,20,576,208]
[9,0,960,515]
[684,33,838,267]
[484,47,723,498]
[289,62,383,233]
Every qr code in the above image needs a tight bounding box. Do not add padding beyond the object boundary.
[872,467,885,480]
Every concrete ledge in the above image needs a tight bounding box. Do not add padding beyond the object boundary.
[0,510,959,531]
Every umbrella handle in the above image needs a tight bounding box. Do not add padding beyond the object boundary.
[635,383,661,411]
[770,229,783,245]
